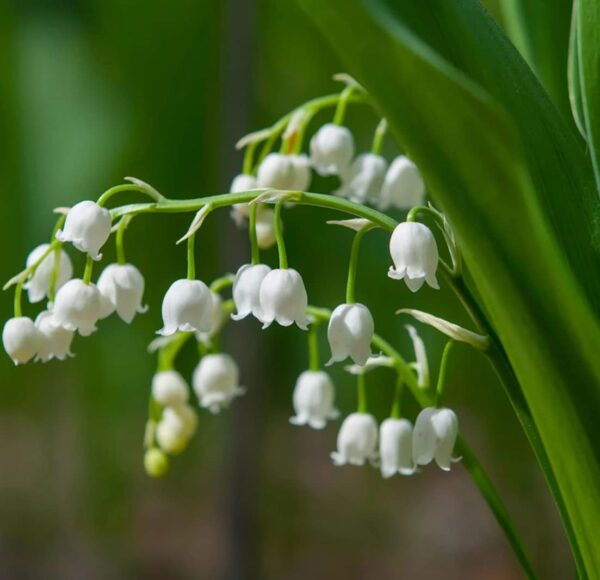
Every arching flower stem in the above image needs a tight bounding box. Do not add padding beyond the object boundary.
[273,199,288,269]
[82,256,94,285]
[357,373,368,413]
[370,118,388,155]
[333,85,355,126]
[187,233,196,280]
[307,322,321,371]
[248,203,260,265]
[97,183,165,207]
[345,225,373,304]
[390,376,404,419]
[116,215,133,265]
[435,340,456,406]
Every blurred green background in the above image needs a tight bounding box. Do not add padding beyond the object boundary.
[0,1,572,578]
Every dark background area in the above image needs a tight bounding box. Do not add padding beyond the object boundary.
[0,1,571,578]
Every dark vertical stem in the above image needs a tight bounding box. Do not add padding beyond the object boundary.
[218,0,261,579]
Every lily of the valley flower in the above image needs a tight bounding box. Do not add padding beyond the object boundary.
[258,268,309,330]
[413,407,460,471]
[379,418,416,478]
[2,317,41,365]
[35,310,74,362]
[52,279,105,336]
[379,156,425,210]
[229,174,258,227]
[24,244,73,303]
[327,303,374,366]
[289,370,339,429]
[335,153,387,203]
[255,205,277,249]
[192,353,245,413]
[257,153,311,191]
[331,412,379,466]
[156,403,198,455]
[97,263,148,323]
[158,279,213,336]
[56,200,112,260]
[197,291,225,345]
[388,222,439,292]
[152,370,190,407]
[231,263,272,321]
[310,123,355,176]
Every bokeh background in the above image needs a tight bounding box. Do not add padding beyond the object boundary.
[0,1,573,578]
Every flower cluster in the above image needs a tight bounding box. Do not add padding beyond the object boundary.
[3,80,471,485]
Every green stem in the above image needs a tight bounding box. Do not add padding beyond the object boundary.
[13,283,23,317]
[370,118,388,155]
[82,256,94,285]
[243,140,259,176]
[390,376,404,419]
[435,340,455,406]
[187,233,196,280]
[48,245,62,302]
[209,274,235,294]
[308,323,320,371]
[357,373,367,413]
[333,85,355,125]
[306,305,535,578]
[249,203,260,265]
[116,216,132,265]
[345,226,371,303]
[97,183,164,207]
[274,200,288,269]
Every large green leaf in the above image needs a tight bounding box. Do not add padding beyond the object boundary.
[299,0,600,576]
[577,0,600,196]
[499,0,573,123]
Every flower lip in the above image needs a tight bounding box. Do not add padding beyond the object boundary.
[258,268,309,330]
[158,278,212,336]
[289,370,339,430]
[56,200,112,260]
[326,303,374,367]
[388,221,439,292]
[331,412,379,467]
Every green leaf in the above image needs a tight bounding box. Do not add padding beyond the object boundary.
[568,2,587,138]
[499,0,573,123]
[299,0,600,576]
[577,0,600,195]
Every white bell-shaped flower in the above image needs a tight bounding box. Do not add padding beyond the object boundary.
[258,268,309,330]
[229,174,258,227]
[24,244,73,303]
[52,279,103,336]
[152,370,189,406]
[331,412,378,466]
[413,407,460,471]
[156,421,188,455]
[192,353,245,413]
[388,222,439,292]
[288,154,311,191]
[161,404,198,439]
[35,310,74,362]
[257,153,311,191]
[56,200,112,260]
[327,303,374,366]
[310,123,354,176]
[255,205,277,249]
[197,290,225,345]
[379,156,425,210]
[97,263,147,323]
[379,418,416,478]
[158,279,212,336]
[231,263,272,321]
[335,153,387,203]
[289,370,339,429]
[2,317,41,365]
